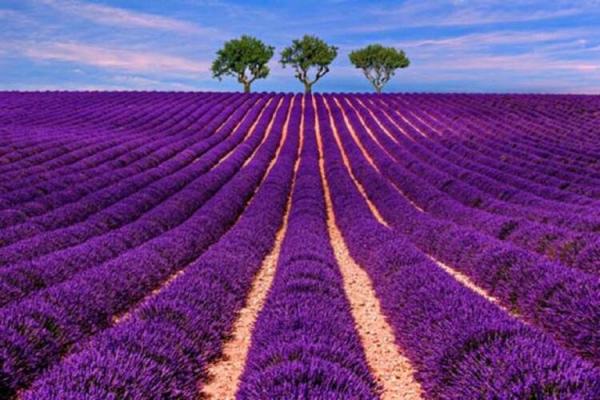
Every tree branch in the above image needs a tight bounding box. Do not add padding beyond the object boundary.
[313,65,329,84]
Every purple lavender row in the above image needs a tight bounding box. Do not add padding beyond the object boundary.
[395,98,600,205]
[410,99,600,199]
[0,135,143,194]
[408,93,600,202]
[0,94,250,245]
[0,101,221,218]
[0,130,113,175]
[0,92,84,127]
[2,100,232,231]
[0,92,149,129]
[0,93,205,181]
[24,94,301,400]
[411,93,600,153]
[381,98,600,213]
[0,94,210,191]
[0,92,171,176]
[0,92,177,137]
[83,93,220,130]
[463,94,600,165]
[237,96,379,400]
[2,92,192,136]
[0,93,228,214]
[380,96,600,212]
[0,92,239,226]
[345,96,600,273]
[0,93,239,216]
[0,95,290,395]
[364,96,600,233]
[0,95,264,265]
[0,96,270,308]
[0,93,143,166]
[328,95,600,365]
[0,131,144,188]
[446,94,600,162]
[0,130,74,159]
[0,92,220,193]
[317,94,600,399]
[397,94,599,167]
[416,95,600,193]
[372,94,600,238]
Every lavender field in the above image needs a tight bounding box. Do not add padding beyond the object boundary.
[0,91,599,399]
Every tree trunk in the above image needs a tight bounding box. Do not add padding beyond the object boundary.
[373,83,382,94]
[243,82,251,93]
[304,82,312,94]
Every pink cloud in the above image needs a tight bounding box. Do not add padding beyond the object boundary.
[22,42,210,75]
[39,0,220,36]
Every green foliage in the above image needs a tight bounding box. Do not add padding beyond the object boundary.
[349,44,410,93]
[280,35,338,93]
[212,35,274,93]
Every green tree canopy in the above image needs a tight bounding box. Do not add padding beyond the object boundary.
[280,35,338,94]
[349,44,410,93]
[211,35,274,93]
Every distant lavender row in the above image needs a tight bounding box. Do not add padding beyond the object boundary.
[0,93,227,201]
[343,96,600,273]
[0,96,269,309]
[0,95,257,258]
[376,97,600,230]
[389,94,600,187]
[0,94,245,235]
[384,96,600,208]
[0,93,214,181]
[418,93,600,164]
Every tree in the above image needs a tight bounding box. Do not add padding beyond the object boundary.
[349,44,410,93]
[211,35,274,93]
[280,35,338,94]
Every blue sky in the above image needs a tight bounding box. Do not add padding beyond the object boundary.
[1,0,600,93]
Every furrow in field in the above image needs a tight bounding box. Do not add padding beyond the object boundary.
[81,96,285,326]
[330,95,518,318]
[202,95,301,400]
[113,96,291,327]
[201,207,289,400]
[317,98,422,399]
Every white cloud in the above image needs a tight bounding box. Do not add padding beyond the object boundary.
[110,75,199,90]
[426,53,600,73]
[39,0,220,36]
[399,31,580,49]
[355,1,586,32]
[0,9,21,18]
[21,41,210,75]
[430,7,579,27]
